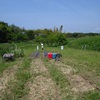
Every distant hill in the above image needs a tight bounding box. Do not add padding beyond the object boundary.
[67,36,100,51]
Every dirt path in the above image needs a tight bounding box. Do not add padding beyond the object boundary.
[50,60,95,93]
[0,65,18,98]
[28,58,61,100]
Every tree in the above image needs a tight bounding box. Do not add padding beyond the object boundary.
[35,36,45,44]
[0,21,8,43]
[10,24,22,34]
[26,30,35,40]
[59,25,63,33]
[46,33,58,46]
[57,34,67,45]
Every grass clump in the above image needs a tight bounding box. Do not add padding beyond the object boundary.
[43,59,72,99]
[77,90,100,100]
[48,64,69,87]
[0,57,16,75]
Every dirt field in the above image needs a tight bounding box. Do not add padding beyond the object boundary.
[0,57,99,100]
[0,65,18,98]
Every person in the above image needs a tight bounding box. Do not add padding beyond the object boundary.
[41,43,44,50]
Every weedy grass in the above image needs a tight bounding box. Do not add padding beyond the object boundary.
[43,46,100,99]
[43,58,73,99]
[2,58,32,100]
[77,90,100,100]
[61,47,100,99]
[67,36,100,51]
[42,45,100,86]
[1,41,100,100]
[0,43,10,56]
[61,47,100,86]
[0,57,17,75]
[1,42,34,99]
[0,41,35,75]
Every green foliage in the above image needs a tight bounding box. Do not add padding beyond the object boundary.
[43,59,72,99]
[13,58,31,99]
[11,48,24,58]
[3,58,31,100]
[61,47,100,87]
[35,36,45,43]
[0,21,27,43]
[77,90,100,100]
[67,36,100,51]
[0,43,24,59]
[34,32,67,46]
[57,34,67,45]
[48,65,69,87]
[0,56,16,75]
[0,21,100,44]
[0,41,100,99]
[0,43,10,56]
[0,21,8,42]
[26,30,35,40]
[66,32,100,38]
[43,59,70,89]
[46,33,58,46]
[0,62,8,74]
[0,47,8,56]
[8,43,24,58]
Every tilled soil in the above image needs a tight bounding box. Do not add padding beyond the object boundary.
[53,61,95,93]
[0,57,98,100]
[0,65,18,98]
[28,58,61,100]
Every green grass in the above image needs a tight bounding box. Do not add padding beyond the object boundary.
[61,47,100,86]
[2,58,31,100]
[46,62,69,87]
[43,58,73,99]
[0,41,35,75]
[0,41,100,100]
[67,36,100,51]
[43,46,100,99]
[0,57,17,75]
[40,45,100,87]
[0,43,11,56]
[1,41,35,100]
[77,90,100,100]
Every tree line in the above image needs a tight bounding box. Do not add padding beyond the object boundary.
[0,21,100,46]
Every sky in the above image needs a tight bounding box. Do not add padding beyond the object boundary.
[0,0,100,33]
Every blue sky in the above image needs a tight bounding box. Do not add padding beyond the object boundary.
[0,0,100,33]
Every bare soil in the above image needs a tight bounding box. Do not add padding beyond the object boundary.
[0,65,18,98]
[28,58,61,100]
[0,57,98,100]
[53,60,95,93]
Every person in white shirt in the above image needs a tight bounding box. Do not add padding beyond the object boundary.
[41,43,44,50]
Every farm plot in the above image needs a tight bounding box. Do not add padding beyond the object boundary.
[54,61,95,93]
[45,59,100,99]
[0,52,100,100]
[0,65,18,99]
[27,58,62,100]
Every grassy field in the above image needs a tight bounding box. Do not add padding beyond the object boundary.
[0,42,100,100]
[67,36,100,51]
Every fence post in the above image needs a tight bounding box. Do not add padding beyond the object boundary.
[61,46,64,50]
[37,46,39,50]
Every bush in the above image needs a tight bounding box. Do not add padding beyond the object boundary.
[0,43,24,58]
[0,46,9,56]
